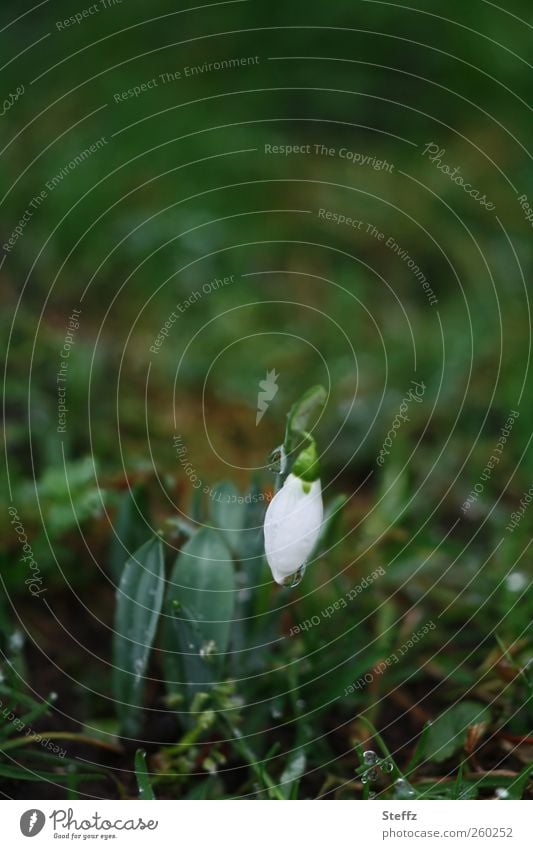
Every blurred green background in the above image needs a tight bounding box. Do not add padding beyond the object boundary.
[1,0,532,799]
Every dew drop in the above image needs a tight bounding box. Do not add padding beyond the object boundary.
[506,572,527,592]
[363,749,378,766]
[268,445,287,475]
[361,766,379,784]
[199,640,217,659]
[282,566,305,588]
[199,640,217,658]
[133,657,144,681]
[380,759,394,773]
[394,777,416,799]
[8,630,24,652]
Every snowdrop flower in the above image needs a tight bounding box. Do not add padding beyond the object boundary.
[264,441,323,585]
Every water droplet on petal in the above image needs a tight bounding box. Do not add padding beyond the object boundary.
[268,445,287,475]
[282,566,306,588]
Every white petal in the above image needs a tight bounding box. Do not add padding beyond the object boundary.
[264,474,323,584]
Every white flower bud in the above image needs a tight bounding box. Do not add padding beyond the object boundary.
[264,473,323,585]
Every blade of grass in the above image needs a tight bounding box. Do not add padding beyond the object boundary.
[135,749,156,799]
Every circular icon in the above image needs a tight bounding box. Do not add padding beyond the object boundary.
[20,810,46,837]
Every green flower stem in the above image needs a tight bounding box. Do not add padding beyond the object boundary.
[292,436,320,483]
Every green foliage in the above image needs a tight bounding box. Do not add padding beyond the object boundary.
[26,456,105,537]
[1,0,532,801]
[109,485,151,583]
[113,537,165,736]
[0,684,104,793]
[280,749,307,799]
[163,528,235,708]
[208,482,246,556]
[286,385,327,448]
[135,749,156,800]
[421,702,492,764]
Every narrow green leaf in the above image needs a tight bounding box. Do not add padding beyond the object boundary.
[109,485,151,583]
[280,749,306,799]
[405,720,433,776]
[367,461,409,538]
[209,481,246,555]
[135,748,156,799]
[505,763,533,800]
[240,479,267,562]
[287,385,327,437]
[237,480,267,621]
[113,537,165,736]
[18,694,56,729]
[0,685,43,712]
[163,528,235,707]
[313,493,348,555]
[0,764,101,783]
